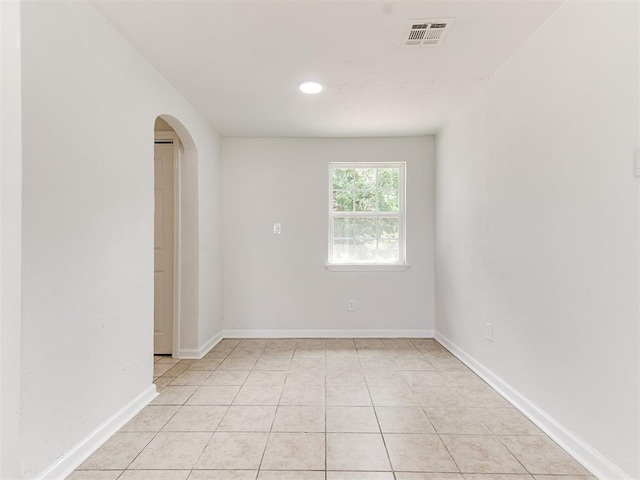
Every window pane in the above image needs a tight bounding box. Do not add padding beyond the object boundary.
[378,217,400,262]
[332,218,353,262]
[354,218,377,261]
[378,190,399,212]
[377,168,399,190]
[355,190,377,212]
[355,168,376,190]
[332,168,355,190]
[333,190,353,212]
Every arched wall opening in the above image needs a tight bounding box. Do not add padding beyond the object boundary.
[153,114,199,358]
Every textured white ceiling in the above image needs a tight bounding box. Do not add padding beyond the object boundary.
[94,1,562,137]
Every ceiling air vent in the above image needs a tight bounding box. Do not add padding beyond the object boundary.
[402,18,454,47]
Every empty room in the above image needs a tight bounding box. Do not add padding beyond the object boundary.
[0,1,638,480]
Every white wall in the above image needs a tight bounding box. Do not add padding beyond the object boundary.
[20,2,222,477]
[0,1,23,478]
[436,1,639,479]
[222,137,434,335]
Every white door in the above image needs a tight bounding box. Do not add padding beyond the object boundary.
[154,141,175,354]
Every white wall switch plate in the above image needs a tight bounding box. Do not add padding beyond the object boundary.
[273,223,281,235]
[347,299,356,312]
[485,322,493,342]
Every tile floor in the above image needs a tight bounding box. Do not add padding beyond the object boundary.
[69,338,595,480]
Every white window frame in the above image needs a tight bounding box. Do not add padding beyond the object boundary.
[326,162,408,271]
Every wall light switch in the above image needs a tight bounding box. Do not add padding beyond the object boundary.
[485,322,493,342]
[273,223,281,235]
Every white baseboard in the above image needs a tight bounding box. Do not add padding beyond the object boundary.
[35,385,157,480]
[178,331,224,359]
[222,329,434,339]
[435,331,632,480]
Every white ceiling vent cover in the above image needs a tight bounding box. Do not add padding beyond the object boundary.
[402,18,454,47]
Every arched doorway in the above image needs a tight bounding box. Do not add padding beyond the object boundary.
[152,115,199,359]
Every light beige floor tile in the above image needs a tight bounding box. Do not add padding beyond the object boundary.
[532,476,596,480]
[326,358,362,371]
[254,357,291,370]
[473,408,543,435]
[325,371,366,387]
[424,406,492,434]
[170,370,213,386]
[257,472,324,480]
[463,475,534,480]
[285,371,326,386]
[279,384,325,406]
[326,433,391,471]
[412,387,469,408]
[245,371,287,386]
[154,364,174,377]
[395,358,436,371]
[364,370,408,386]
[66,472,123,480]
[119,471,190,480]
[326,339,356,349]
[326,406,379,433]
[360,358,399,370]
[327,473,394,480]
[204,370,250,386]
[151,386,198,406]
[440,435,526,474]
[154,377,173,390]
[217,406,277,432]
[395,474,465,480]
[196,432,269,469]
[120,405,179,432]
[218,357,258,370]
[442,372,487,387]
[384,434,458,472]
[156,356,180,364]
[369,385,417,406]
[129,432,211,469]
[188,358,223,371]
[79,432,155,470]
[402,371,447,388]
[233,385,283,405]
[272,406,325,432]
[186,385,240,405]
[261,432,325,470]
[375,406,436,433]
[326,385,372,406]
[355,338,386,349]
[290,357,325,370]
[188,470,258,479]
[163,363,191,378]
[500,436,591,475]
[459,387,511,409]
[162,406,227,431]
[430,357,469,372]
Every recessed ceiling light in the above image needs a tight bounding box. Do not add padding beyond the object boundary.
[299,81,323,94]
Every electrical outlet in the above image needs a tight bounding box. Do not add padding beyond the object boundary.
[485,322,493,342]
[347,299,356,312]
[273,223,281,235]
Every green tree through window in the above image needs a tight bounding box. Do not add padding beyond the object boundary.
[329,163,405,264]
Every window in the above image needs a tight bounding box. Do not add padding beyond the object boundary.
[328,163,406,267]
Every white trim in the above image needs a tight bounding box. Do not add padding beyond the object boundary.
[222,329,434,339]
[34,385,157,480]
[178,331,224,359]
[325,264,410,272]
[435,331,632,480]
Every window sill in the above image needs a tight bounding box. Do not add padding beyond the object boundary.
[325,264,410,272]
